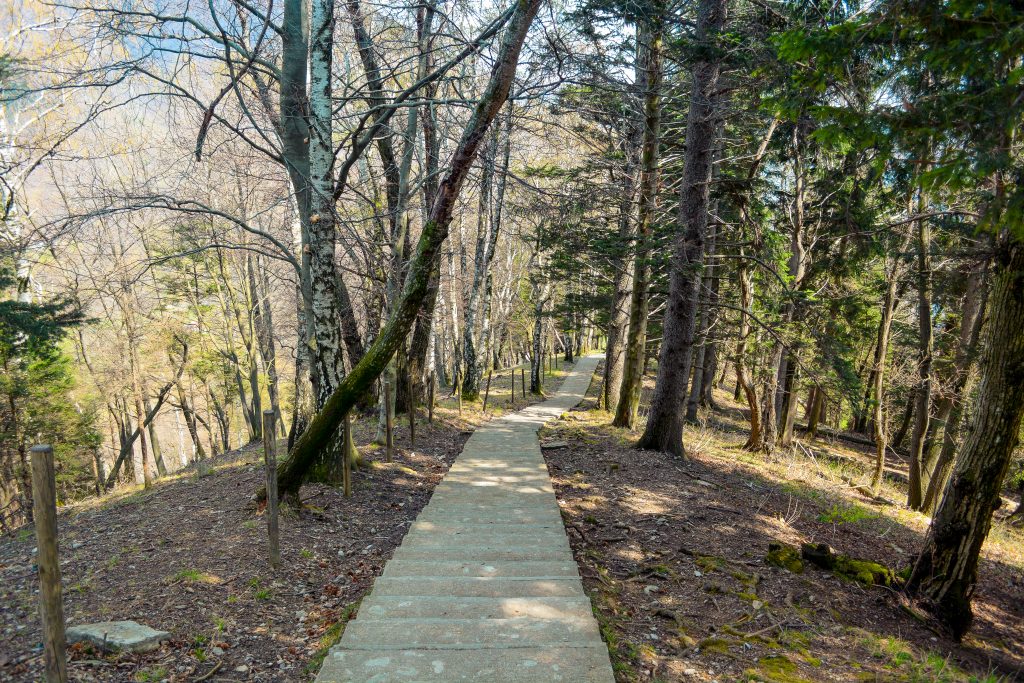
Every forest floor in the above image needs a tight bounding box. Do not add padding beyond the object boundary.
[0,361,575,683]
[543,364,1024,683]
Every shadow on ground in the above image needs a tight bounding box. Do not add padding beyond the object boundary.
[543,365,1023,683]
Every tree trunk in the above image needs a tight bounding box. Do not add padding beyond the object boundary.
[750,123,808,454]
[289,289,316,448]
[685,338,706,422]
[685,213,718,423]
[806,385,824,438]
[251,256,284,432]
[907,191,934,509]
[104,344,188,489]
[530,269,550,394]
[612,15,662,429]
[129,350,153,488]
[143,397,167,476]
[736,255,761,447]
[779,353,800,447]
[462,121,502,400]
[405,7,442,405]
[891,386,916,451]
[921,260,989,514]
[481,109,512,377]
[175,381,207,462]
[867,238,911,494]
[275,0,542,497]
[699,219,722,410]
[753,341,787,453]
[907,237,1024,640]
[636,0,725,455]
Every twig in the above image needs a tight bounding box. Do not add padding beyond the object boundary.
[192,660,223,682]
[742,619,786,639]
[707,504,743,516]
[566,522,591,544]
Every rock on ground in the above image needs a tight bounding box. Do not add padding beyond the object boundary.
[66,620,169,653]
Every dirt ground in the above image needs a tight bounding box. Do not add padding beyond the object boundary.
[543,365,1024,683]
[6,358,1018,682]
[0,362,574,683]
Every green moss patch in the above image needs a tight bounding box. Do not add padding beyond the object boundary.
[766,543,804,573]
[744,655,815,683]
[801,543,895,586]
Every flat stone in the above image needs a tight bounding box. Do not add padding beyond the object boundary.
[358,596,594,620]
[414,511,562,524]
[391,545,573,562]
[66,620,169,653]
[317,646,614,682]
[382,560,580,578]
[399,531,571,548]
[370,576,585,598]
[342,616,601,649]
[540,440,568,449]
[409,521,563,534]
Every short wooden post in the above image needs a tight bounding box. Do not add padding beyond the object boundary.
[262,411,280,570]
[511,371,515,403]
[384,380,394,462]
[408,373,416,449]
[521,368,526,397]
[30,445,68,683]
[482,371,493,413]
[427,372,435,423]
[342,412,353,497]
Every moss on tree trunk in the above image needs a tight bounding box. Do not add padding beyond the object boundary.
[273,0,543,498]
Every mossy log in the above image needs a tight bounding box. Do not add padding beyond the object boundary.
[766,543,804,573]
[800,542,895,587]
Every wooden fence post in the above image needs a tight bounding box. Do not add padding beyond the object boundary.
[408,373,416,449]
[384,380,394,462]
[521,368,526,398]
[261,411,280,570]
[342,412,353,497]
[482,371,493,413]
[511,370,515,403]
[30,445,68,683]
[428,372,435,423]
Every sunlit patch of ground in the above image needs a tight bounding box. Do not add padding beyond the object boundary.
[544,364,1023,683]
[0,410,472,682]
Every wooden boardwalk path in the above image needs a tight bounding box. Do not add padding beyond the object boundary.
[315,355,614,682]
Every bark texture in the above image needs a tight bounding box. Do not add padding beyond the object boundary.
[636,0,727,456]
[907,237,1024,640]
[612,15,662,429]
[907,198,934,509]
[921,260,989,513]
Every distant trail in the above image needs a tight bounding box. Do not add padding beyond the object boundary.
[315,354,614,682]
